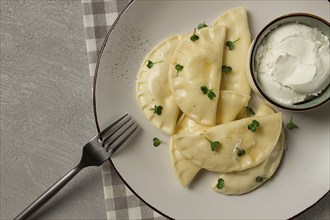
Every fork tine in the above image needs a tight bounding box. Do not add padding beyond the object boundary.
[100,117,133,145]
[104,119,136,149]
[106,124,138,156]
[97,114,129,138]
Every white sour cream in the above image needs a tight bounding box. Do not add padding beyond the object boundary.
[255,23,330,105]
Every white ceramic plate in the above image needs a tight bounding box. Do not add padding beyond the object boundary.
[93,1,330,219]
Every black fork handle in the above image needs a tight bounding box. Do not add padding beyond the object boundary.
[14,164,84,220]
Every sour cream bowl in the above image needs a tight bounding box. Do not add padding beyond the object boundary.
[247,13,330,111]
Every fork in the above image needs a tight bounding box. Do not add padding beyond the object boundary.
[14,114,138,220]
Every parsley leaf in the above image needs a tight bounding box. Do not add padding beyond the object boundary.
[197,21,208,30]
[222,65,232,73]
[256,176,267,183]
[153,137,162,147]
[200,86,216,100]
[236,147,246,157]
[150,105,163,115]
[248,120,260,132]
[216,178,225,189]
[175,64,184,73]
[226,38,240,50]
[200,86,208,94]
[205,137,220,151]
[190,28,199,41]
[286,115,298,129]
[146,60,163,69]
[207,90,216,100]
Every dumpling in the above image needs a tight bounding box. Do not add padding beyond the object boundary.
[254,102,275,116]
[136,35,183,135]
[213,7,252,124]
[213,7,251,95]
[216,90,250,124]
[236,100,274,119]
[170,115,205,187]
[170,139,201,188]
[175,113,206,134]
[212,103,285,195]
[173,113,282,173]
[169,24,226,126]
[212,131,285,195]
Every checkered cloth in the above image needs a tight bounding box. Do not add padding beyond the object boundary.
[81,0,167,219]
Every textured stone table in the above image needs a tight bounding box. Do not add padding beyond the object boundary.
[0,1,329,220]
[1,1,106,219]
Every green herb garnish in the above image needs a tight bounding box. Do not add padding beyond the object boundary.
[207,90,216,100]
[201,86,208,94]
[190,28,199,41]
[256,176,267,183]
[175,64,184,73]
[200,86,216,100]
[197,21,208,30]
[246,106,255,117]
[248,120,260,132]
[286,115,298,129]
[146,60,163,69]
[153,137,162,147]
[222,65,232,73]
[150,105,163,115]
[226,38,240,50]
[236,147,246,157]
[205,137,220,151]
[216,178,225,189]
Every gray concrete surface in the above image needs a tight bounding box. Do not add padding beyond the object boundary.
[1,0,106,219]
[0,0,329,220]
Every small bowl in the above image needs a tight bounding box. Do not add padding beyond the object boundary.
[246,13,330,111]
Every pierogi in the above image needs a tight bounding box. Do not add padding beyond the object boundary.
[213,7,251,95]
[173,113,282,173]
[214,7,252,124]
[170,115,205,187]
[212,130,285,195]
[135,7,284,195]
[169,24,226,126]
[212,104,285,195]
[216,90,250,124]
[136,35,183,135]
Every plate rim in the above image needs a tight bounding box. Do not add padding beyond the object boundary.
[92,0,173,219]
[92,0,330,219]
